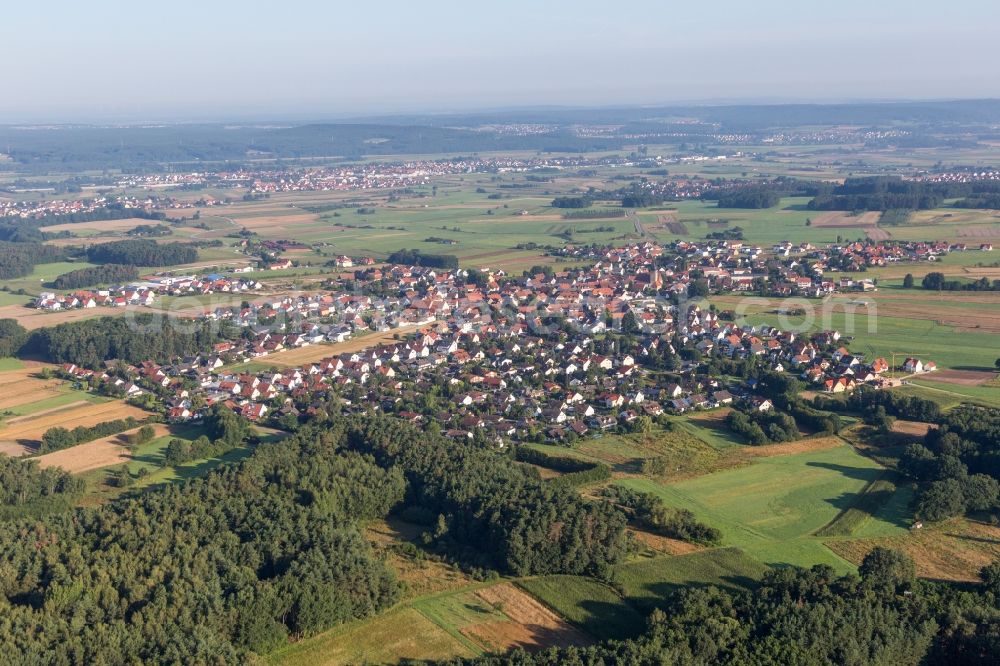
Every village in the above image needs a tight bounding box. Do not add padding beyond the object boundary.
[55,242,938,444]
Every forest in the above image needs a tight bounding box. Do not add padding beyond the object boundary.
[807,176,1000,211]
[551,195,594,208]
[25,314,236,368]
[341,416,628,575]
[0,407,632,662]
[0,455,84,509]
[85,239,197,266]
[51,264,140,289]
[0,415,406,662]
[0,207,166,229]
[386,249,460,269]
[0,240,62,279]
[714,190,782,208]
[0,319,28,357]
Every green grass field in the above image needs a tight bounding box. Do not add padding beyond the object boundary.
[2,260,97,295]
[903,380,1000,409]
[0,357,24,371]
[614,548,768,612]
[616,443,910,572]
[672,413,746,449]
[517,576,645,641]
[524,425,734,478]
[268,606,473,666]
[736,308,999,373]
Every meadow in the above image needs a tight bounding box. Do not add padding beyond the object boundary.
[615,442,911,572]
[714,295,1000,374]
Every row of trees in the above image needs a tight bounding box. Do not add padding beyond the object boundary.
[922,271,1000,292]
[600,485,721,544]
[39,417,148,453]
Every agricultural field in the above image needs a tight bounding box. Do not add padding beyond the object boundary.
[225,323,435,370]
[269,606,475,666]
[34,429,139,474]
[712,293,1000,374]
[827,517,1000,582]
[614,548,769,612]
[0,303,142,330]
[38,217,168,236]
[516,576,645,642]
[615,442,911,572]
[0,398,149,455]
[523,423,742,480]
[0,365,149,456]
[273,581,589,666]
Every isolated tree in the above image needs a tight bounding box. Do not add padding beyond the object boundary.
[902,273,915,288]
[134,425,156,445]
[922,271,946,290]
[621,310,640,334]
[860,547,915,591]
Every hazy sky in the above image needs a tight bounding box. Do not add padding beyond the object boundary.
[4,0,1000,122]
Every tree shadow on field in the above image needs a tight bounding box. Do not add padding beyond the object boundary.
[573,599,646,641]
[944,532,1000,546]
[637,574,761,612]
[805,461,880,482]
[950,365,997,373]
